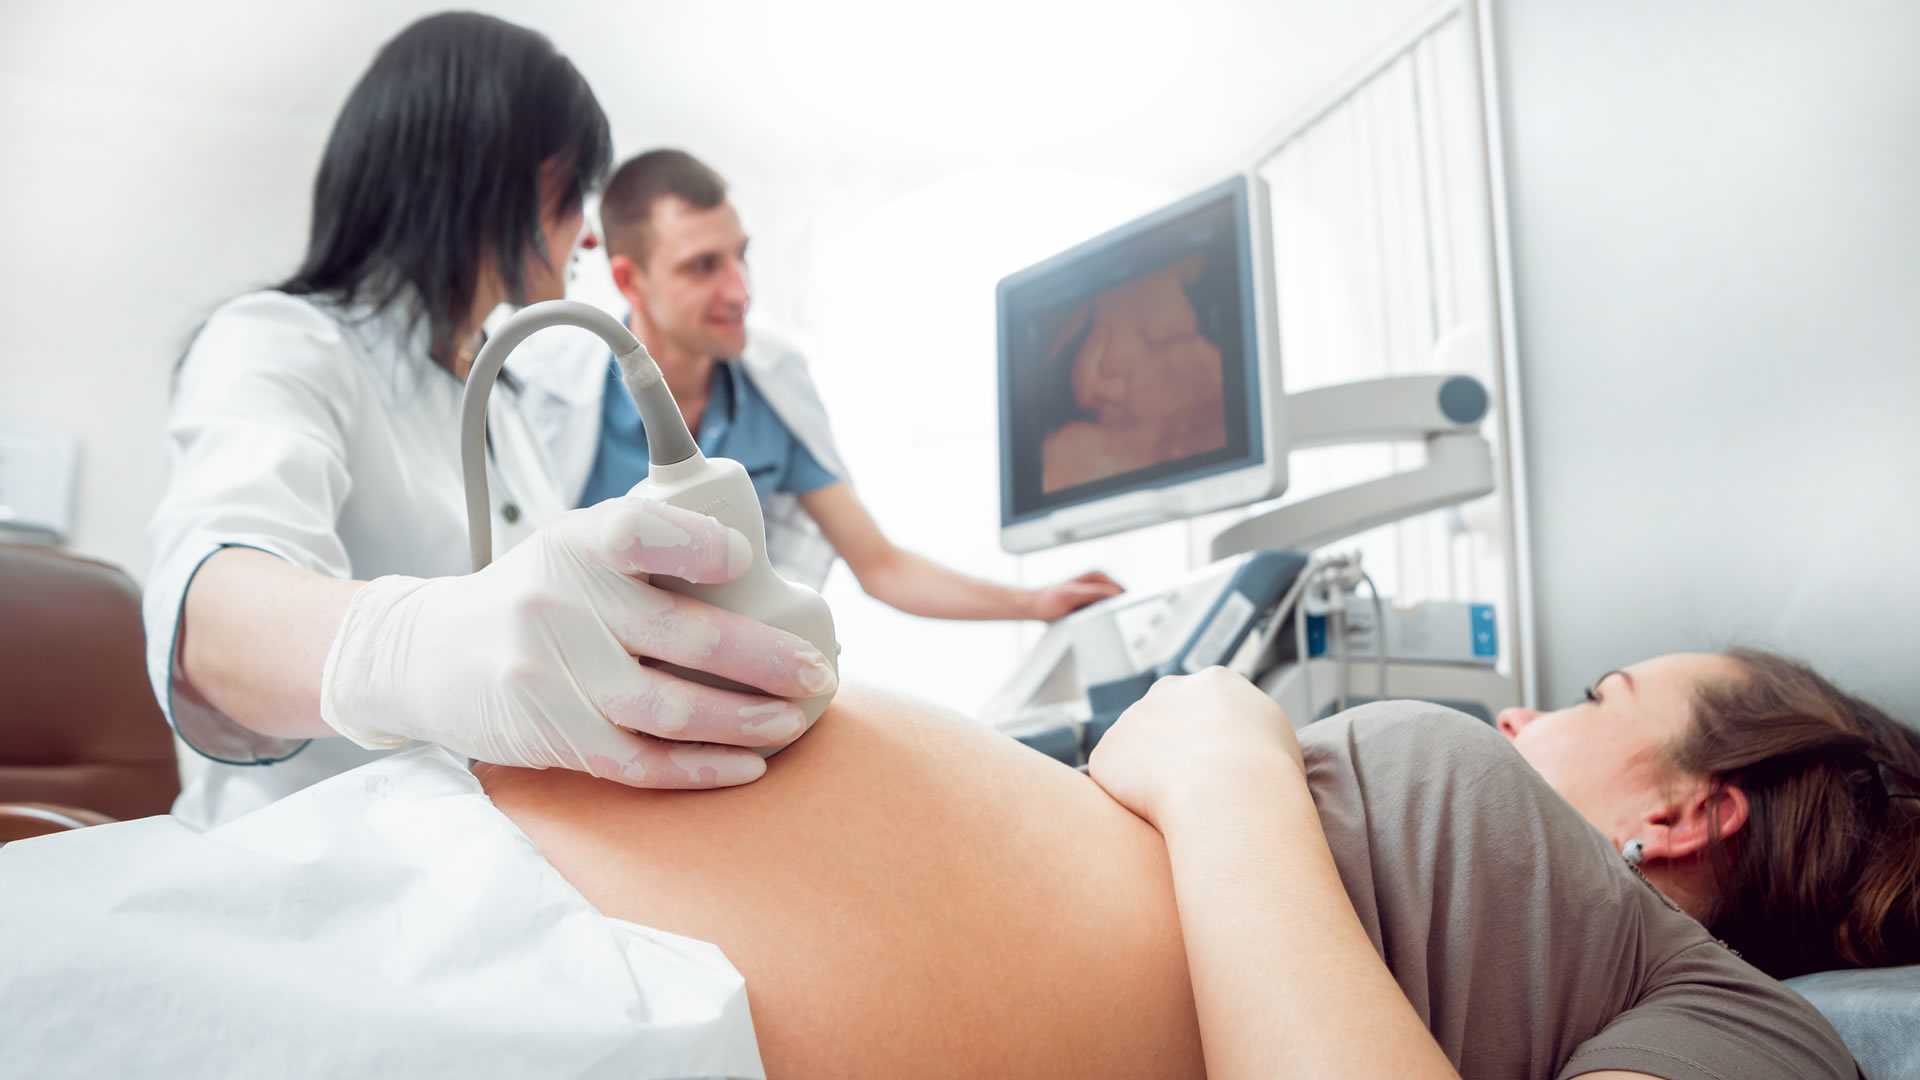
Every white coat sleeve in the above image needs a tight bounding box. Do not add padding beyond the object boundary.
[142,292,363,765]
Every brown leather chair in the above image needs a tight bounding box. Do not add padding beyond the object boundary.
[0,544,180,828]
[0,802,115,843]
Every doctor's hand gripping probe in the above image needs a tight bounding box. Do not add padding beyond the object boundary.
[460,300,839,755]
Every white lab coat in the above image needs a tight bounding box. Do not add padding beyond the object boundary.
[509,320,850,590]
[144,290,565,830]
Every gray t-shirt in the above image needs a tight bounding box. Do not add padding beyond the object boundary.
[1301,701,1857,1080]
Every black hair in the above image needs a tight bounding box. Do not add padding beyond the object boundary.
[278,11,611,364]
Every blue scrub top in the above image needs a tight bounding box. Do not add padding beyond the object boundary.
[578,356,838,508]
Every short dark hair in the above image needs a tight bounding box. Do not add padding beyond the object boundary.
[278,12,611,363]
[599,149,729,266]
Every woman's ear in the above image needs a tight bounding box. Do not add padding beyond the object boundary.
[1642,784,1750,861]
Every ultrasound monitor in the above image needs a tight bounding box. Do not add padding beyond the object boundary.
[996,173,1286,553]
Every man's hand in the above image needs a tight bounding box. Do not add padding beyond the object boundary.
[1088,667,1302,831]
[1028,570,1124,621]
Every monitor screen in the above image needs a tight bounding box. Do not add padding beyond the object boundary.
[998,175,1267,530]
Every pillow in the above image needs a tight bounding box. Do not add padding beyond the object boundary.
[1785,965,1920,1080]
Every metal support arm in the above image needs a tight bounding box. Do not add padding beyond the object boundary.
[1210,432,1493,561]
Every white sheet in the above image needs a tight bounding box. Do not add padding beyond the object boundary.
[0,746,765,1079]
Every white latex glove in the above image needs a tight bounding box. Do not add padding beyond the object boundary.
[320,495,838,788]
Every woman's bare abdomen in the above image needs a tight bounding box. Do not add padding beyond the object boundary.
[479,686,1204,1078]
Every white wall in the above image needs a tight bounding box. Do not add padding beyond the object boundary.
[1254,13,1507,626]
[1492,0,1920,716]
[0,4,351,575]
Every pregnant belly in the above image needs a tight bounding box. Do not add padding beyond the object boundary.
[480,684,1205,1079]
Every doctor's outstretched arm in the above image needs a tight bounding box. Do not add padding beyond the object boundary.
[799,482,1123,621]
[178,496,837,789]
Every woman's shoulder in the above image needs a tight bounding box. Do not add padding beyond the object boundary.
[184,291,356,378]
[185,290,430,393]
[1295,702,1854,1080]
[1301,700,1530,794]
[199,289,352,345]
[1302,701,1635,903]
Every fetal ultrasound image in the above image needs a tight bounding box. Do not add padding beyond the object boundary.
[1001,189,1254,522]
[1035,251,1230,494]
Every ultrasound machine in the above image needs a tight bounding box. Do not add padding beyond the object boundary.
[984,174,1517,765]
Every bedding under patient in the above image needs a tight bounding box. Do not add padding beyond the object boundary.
[0,688,1855,1078]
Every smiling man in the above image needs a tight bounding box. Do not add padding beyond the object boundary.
[516,149,1121,622]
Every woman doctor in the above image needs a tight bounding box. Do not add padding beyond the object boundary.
[145,12,834,829]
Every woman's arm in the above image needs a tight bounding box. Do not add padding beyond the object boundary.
[1159,756,1458,1078]
[177,498,840,789]
[156,296,828,786]
[179,548,362,738]
[1089,669,1459,1080]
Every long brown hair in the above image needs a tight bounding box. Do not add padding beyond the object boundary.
[1673,648,1920,977]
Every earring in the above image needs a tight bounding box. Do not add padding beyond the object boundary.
[1622,839,1645,867]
